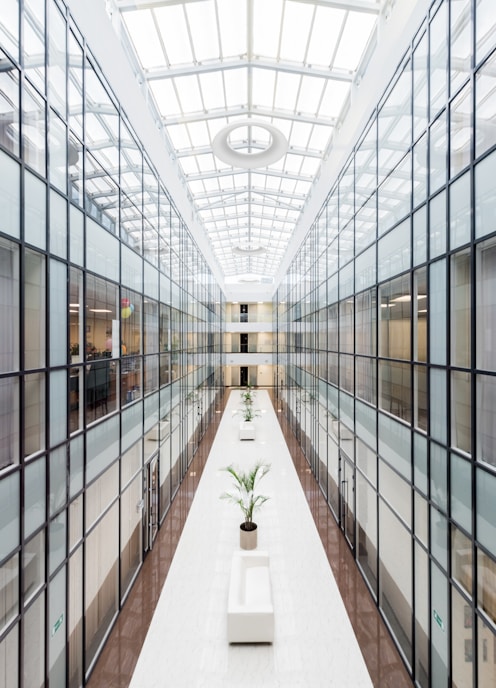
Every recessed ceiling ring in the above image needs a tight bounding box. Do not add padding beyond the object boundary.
[232,244,267,256]
[212,119,288,169]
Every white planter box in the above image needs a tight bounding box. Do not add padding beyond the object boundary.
[239,421,255,440]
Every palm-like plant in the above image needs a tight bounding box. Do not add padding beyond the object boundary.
[220,462,270,530]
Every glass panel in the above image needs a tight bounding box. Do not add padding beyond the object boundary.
[413,205,427,266]
[85,503,118,672]
[451,371,471,455]
[430,368,447,444]
[379,360,411,423]
[24,457,45,538]
[23,530,44,604]
[431,562,449,687]
[48,0,67,117]
[49,566,66,687]
[24,248,45,369]
[377,219,411,282]
[380,459,411,526]
[0,554,18,632]
[69,547,83,688]
[0,237,19,372]
[120,474,142,596]
[452,527,472,595]
[451,454,472,533]
[475,151,496,240]
[356,471,377,590]
[414,491,428,545]
[429,259,447,365]
[50,258,67,367]
[450,172,471,249]
[86,416,119,484]
[49,110,67,194]
[23,591,45,688]
[413,26,427,136]
[0,622,18,687]
[23,0,45,92]
[24,372,45,458]
[476,468,496,556]
[475,50,496,159]
[85,463,118,532]
[0,53,20,158]
[379,501,412,664]
[429,190,446,260]
[429,1,448,118]
[477,617,496,687]
[379,274,411,360]
[477,374,496,467]
[413,133,427,209]
[451,251,471,368]
[49,511,66,574]
[476,237,496,371]
[0,150,20,240]
[0,0,19,60]
[477,549,496,625]
[378,413,411,480]
[415,543,429,687]
[450,83,471,177]
[452,585,473,688]
[22,80,46,176]
[450,0,472,93]
[430,112,447,194]
[414,432,428,494]
[50,189,67,259]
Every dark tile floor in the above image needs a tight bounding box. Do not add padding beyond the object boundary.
[87,390,413,688]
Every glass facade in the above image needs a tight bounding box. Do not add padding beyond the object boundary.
[276,1,496,685]
[0,1,223,685]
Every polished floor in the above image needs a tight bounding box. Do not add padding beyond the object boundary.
[87,389,413,688]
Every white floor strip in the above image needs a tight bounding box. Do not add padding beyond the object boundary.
[129,390,372,688]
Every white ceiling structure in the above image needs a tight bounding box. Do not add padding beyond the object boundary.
[104,0,393,289]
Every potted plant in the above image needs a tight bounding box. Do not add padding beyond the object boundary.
[220,462,270,550]
[235,403,261,439]
[240,384,255,405]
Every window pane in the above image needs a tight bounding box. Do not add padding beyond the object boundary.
[475,42,496,158]
[85,503,118,672]
[379,274,411,359]
[24,457,45,537]
[475,151,496,240]
[24,530,44,604]
[379,501,412,663]
[50,258,67,367]
[449,172,471,249]
[476,468,496,555]
[476,238,496,371]
[477,374,496,467]
[477,617,496,687]
[24,372,45,458]
[451,251,471,368]
[430,368,447,444]
[477,549,496,625]
[451,372,471,455]
[0,554,18,631]
[429,259,447,365]
[452,585,473,688]
[24,249,46,369]
[450,83,471,177]
[451,454,472,532]
[23,591,45,688]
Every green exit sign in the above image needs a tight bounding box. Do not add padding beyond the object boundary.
[51,613,64,637]
[433,609,445,631]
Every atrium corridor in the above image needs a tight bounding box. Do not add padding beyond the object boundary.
[87,390,413,688]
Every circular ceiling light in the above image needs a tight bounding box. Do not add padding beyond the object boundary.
[212,119,288,169]
[232,244,267,256]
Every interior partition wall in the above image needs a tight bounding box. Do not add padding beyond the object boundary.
[0,1,223,686]
[276,1,496,686]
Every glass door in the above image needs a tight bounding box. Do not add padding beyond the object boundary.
[144,457,159,551]
[340,453,355,550]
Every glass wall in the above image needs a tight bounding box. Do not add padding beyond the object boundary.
[0,1,223,686]
[276,1,496,685]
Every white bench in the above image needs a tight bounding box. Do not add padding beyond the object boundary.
[227,550,274,643]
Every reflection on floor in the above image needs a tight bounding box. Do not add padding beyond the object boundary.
[87,388,413,688]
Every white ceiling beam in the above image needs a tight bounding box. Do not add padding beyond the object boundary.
[164,106,336,127]
[175,143,324,159]
[144,57,353,83]
[192,186,308,201]
[185,168,313,183]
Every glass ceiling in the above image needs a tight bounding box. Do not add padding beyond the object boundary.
[108,0,387,281]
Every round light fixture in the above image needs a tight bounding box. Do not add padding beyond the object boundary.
[212,119,288,169]
[232,244,267,256]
